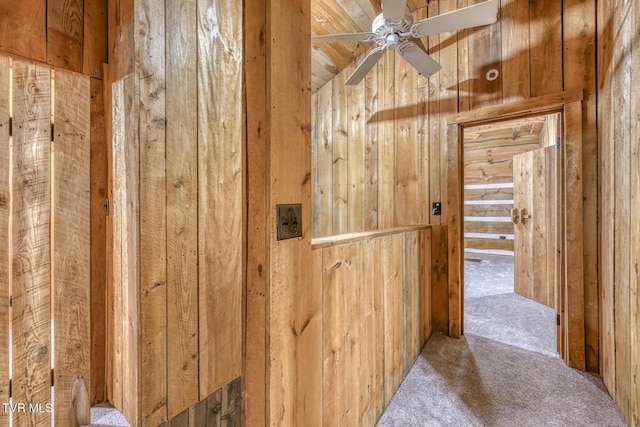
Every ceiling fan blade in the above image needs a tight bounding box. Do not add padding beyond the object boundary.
[410,0,499,38]
[397,42,442,78]
[312,32,377,43]
[345,47,386,85]
[382,0,408,22]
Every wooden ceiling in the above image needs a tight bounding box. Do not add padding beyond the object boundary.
[310,0,424,92]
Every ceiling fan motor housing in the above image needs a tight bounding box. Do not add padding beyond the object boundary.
[372,12,413,49]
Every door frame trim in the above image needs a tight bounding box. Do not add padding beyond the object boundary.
[445,89,586,370]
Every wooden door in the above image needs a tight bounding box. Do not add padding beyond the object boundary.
[513,146,557,307]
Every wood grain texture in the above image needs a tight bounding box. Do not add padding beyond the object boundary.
[265,1,316,426]
[83,0,108,78]
[383,233,404,402]
[323,242,361,426]
[466,0,502,109]
[347,63,365,232]
[0,54,9,427]
[378,52,395,229]
[122,73,139,425]
[500,0,530,103]
[630,2,640,423]
[612,0,632,417]
[90,77,107,404]
[426,2,442,226]
[138,1,168,424]
[332,70,348,235]
[564,101,585,371]
[0,0,47,62]
[364,63,378,230]
[361,236,384,425]
[597,0,616,399]
[47,0,83,71]
[53,69,91,427]
[316,81,333,237]
[12,58,52,426]
[394,53,419,226]
[446,123,462,337]
[464,237,514,251]
[244,0,268,423]
[529,0,562,97]
[464,220,513,235]
[197,0,243,398]
[563,0,598,373]
[166,0,199,418]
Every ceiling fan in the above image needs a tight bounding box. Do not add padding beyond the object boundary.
[312,0,499,85]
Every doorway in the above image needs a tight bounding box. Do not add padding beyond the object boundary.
[445,90,587,370]
[462,114,560,356]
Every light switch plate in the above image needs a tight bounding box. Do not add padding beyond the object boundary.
[276,204,302,240]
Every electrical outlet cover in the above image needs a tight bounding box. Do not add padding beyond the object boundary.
[276,204,302,240]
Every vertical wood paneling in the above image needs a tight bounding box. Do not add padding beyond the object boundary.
[421,228,432,341]
[314,227,430,426]
[197,0,243,398]
[83,0,108,78]
[456,0,470,112]
[317,82,333,237]
[364,65,378,230]
[630,4,640,424]
[467,0,502,108]
[0,1,47,62]
[427,2,442,226]
[90,77,107,404]
[597,0,615,394]
[347,63,365,232]
[394,55,419,226]
[47,0,84,72]
[378,52,395,229]
[500,0,530,103]
[166,0,199,418]
[110,77,125,412]
[612,0,632,418]
[139,1,168,423]
[445,124,462,337]
[333,70,348,235]
[244,0,268,423]
[0,54,9,427]
[564,101,585,371]
[53,69,91,427]
[564,0,598,373]
[529,0,562,97]
[323,242,361,426]
[531,148,546,304]
[360,236,384,425]
[403,230,421,373]
[12,59,51,426]
[383,233,404,401]
[122,73,139,424]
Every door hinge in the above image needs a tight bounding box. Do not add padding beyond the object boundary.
[51,369,54,387]
[8,117,12,137]
[556,314,561,326]
[556,137,561,149]
[105,199,110,216]
[8,378,11,398]
[9,295,11,307]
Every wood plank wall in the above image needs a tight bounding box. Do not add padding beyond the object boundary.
[313,227,431,426]
[0,54,92,426]
[0,0,107,78]
[311,0,599,369]
[107,0,243,424]
[0,0,109,405]
[598,0,640,424]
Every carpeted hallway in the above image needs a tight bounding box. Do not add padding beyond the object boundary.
[377,254,625,426]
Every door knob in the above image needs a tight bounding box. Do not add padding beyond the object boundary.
[511,208,520,224]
